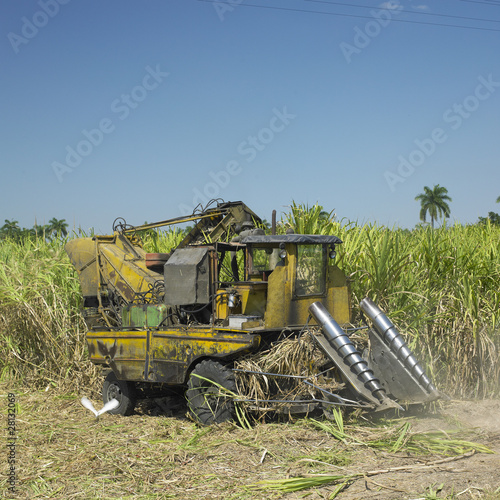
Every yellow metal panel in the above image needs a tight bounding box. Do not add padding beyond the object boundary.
[88,327,261,384]
[328,265,348,286]
[332,287,350,324]
[149,327,261,384]
[65,238,99,297]
[100,247,150,299]
[327,266,351,324]
[86,331,147,380]
[238,287,251,312]
[215,288,230,320]
[233,282,267,316]
[265,263,351,328]
[67,232,161,306]
[264,265,289,328]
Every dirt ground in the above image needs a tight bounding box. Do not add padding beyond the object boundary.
[336,400,500,499]
[1,384,499,499]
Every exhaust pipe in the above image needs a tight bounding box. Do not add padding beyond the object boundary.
[359,298,437,395]
[308,302,386,403]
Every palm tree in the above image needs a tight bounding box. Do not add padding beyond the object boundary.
[415,185,452,228]
[0,219,20,239]
[496,196,500,203]
[47,218,68,238]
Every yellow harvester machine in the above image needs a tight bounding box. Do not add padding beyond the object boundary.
[66,201,441,424]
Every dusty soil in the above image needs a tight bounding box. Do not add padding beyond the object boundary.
[336,400,500,499]
[1,385,499,499]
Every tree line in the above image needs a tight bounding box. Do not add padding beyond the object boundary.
[1,189,499,240]
[0,218,68,241]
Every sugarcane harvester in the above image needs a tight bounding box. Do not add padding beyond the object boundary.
[66,200,441,423]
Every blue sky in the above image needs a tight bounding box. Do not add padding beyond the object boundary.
[1,0,499,233]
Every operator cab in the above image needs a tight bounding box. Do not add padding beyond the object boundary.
[242,234,341,294]
[214,234,346,329]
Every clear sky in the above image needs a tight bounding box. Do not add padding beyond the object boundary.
[1,0,499,233]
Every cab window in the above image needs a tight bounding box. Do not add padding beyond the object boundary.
[251,247,273,273]
[295,245,325,296]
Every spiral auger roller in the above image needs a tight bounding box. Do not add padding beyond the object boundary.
[308,302,402,411]
[359,298,443,403]
[309,300,442,411]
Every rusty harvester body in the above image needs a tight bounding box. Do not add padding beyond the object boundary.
[66,200,442,424]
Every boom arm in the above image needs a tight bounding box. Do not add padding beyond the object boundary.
[66,201,262,327]
[124,201,262,247]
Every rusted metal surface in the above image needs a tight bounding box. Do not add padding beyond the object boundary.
[148,328,260,384]
[87,331,148,381]
[87,327,260,384]
[64,238,99,297]
[145,252,170,269]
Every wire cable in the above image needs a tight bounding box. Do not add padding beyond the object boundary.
[461,0,500,5]
[308,0,500,24]
[197,0,500,32]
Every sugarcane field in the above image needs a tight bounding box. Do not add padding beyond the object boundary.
[1,201,499,499]
[4,0,500,497]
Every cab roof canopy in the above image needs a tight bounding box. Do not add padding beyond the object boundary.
[241,234,342,246]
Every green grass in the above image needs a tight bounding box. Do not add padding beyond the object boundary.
[0,203,499,397]
[307,414,493,456]
[0,235,99,390]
